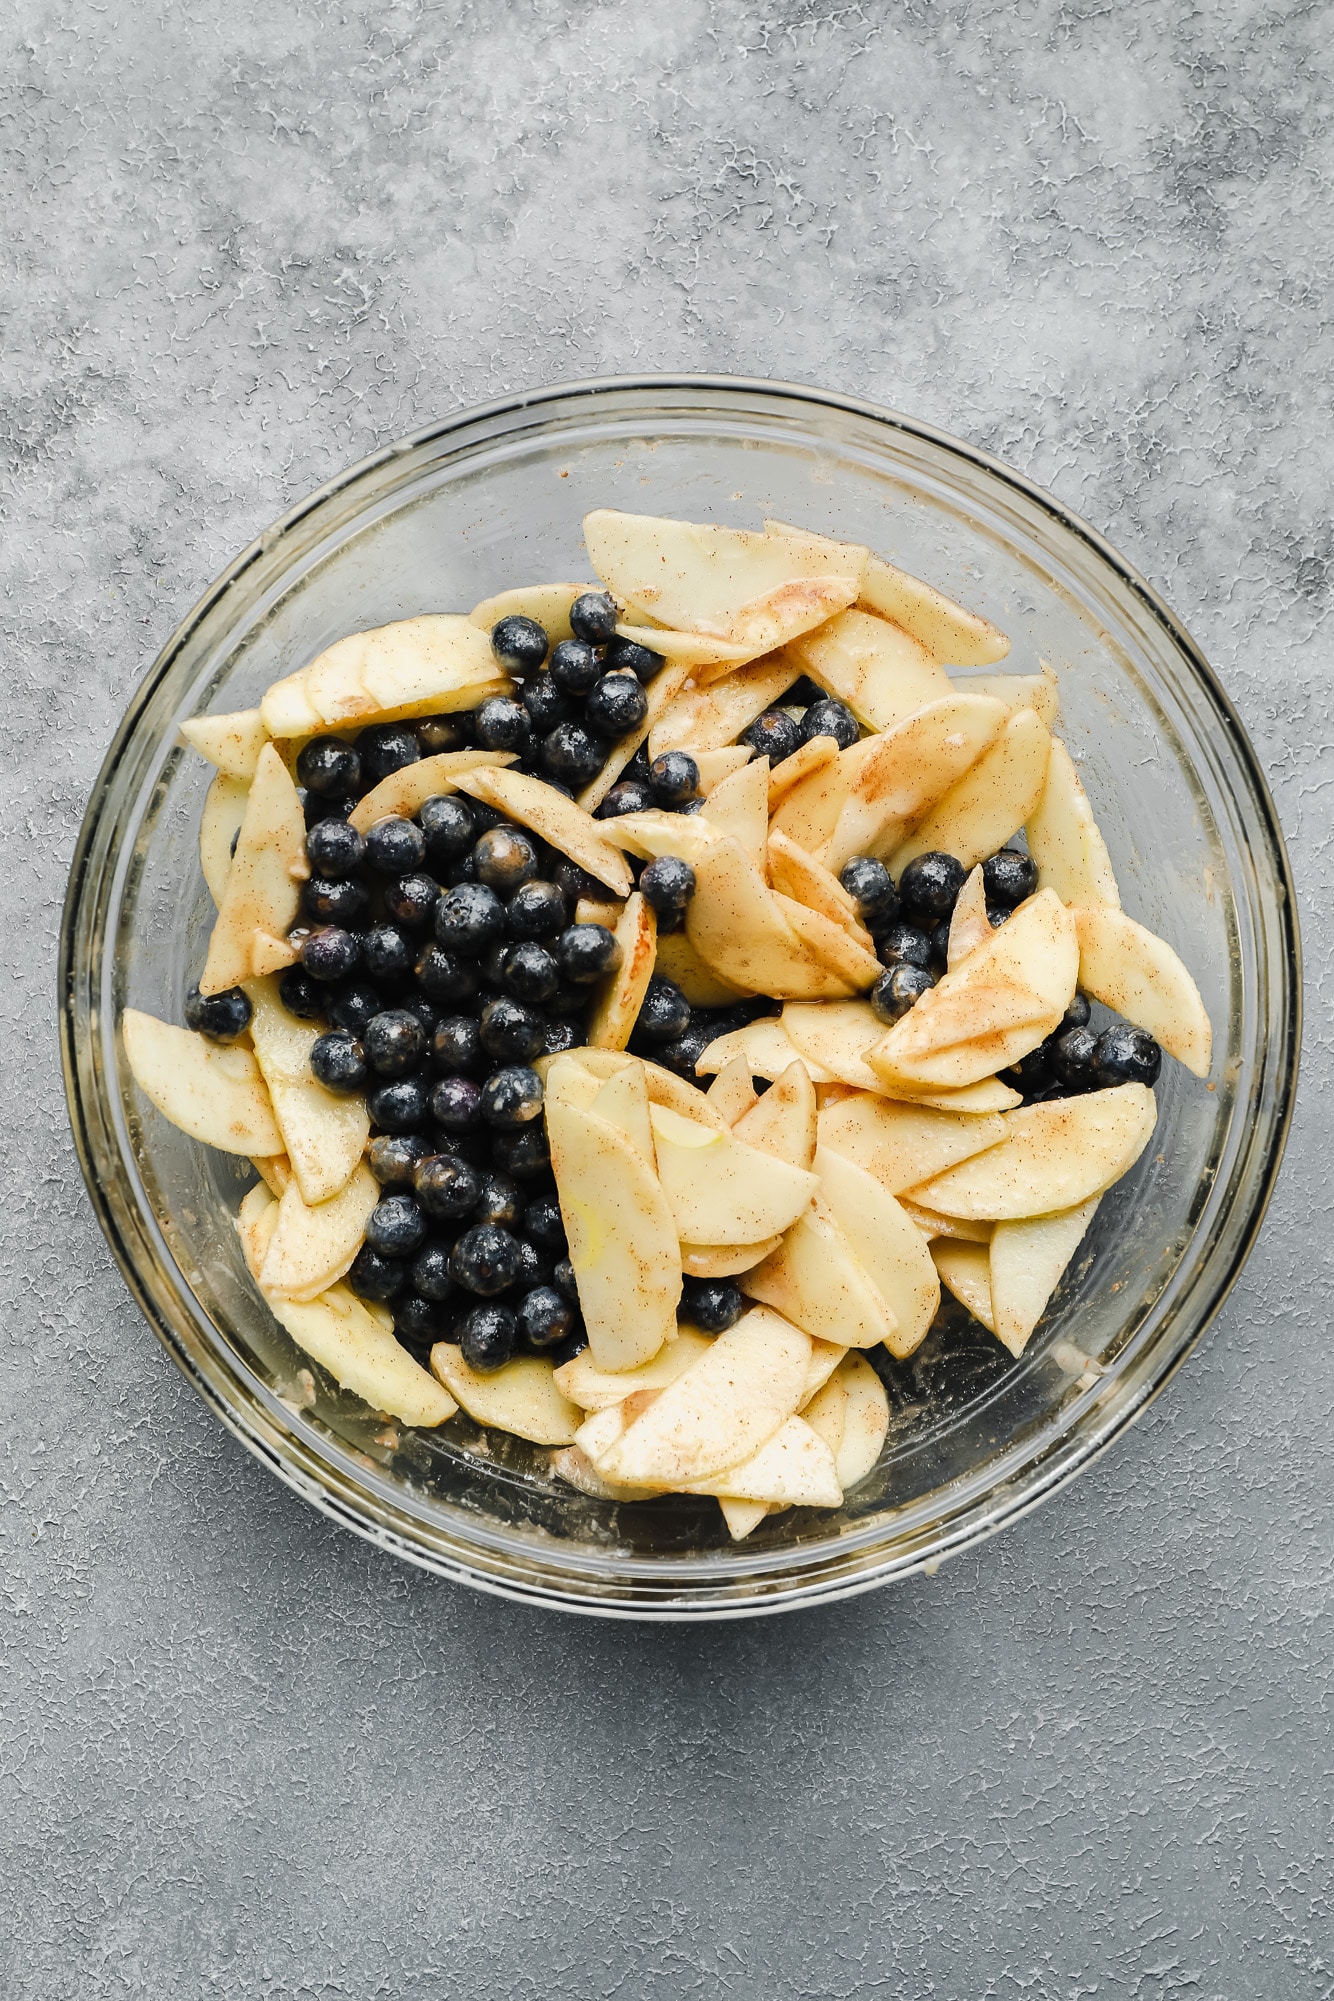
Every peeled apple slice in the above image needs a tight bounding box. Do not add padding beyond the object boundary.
[816,1145,940,1360]
[654,929,748,1009]
[649,1103,819,1247]
[430,1346,581,1445]
[766,829,867,938]
[774,894,882,991]
[269,1285,457,1427]
[550,1445,662,1503]
[718,1498,775,1540]
[702,757,770,866]
[768,748,854,855]
[892,707,1052,875]
[783,1000,887,1094]
[680,1239,782,1278]
[180,708,269,783]
[953,667,1059,729]
[585,893,657,1051]
[833,1353,891,1491]
[453,766,633,897]
[601,808,719,868]
[590,1059,656,1163]
[697,1017,835,1085]
[1026,739,1121,909]
[906,1084,1156,1221]
[821,694,1011,873]
[705,1053,760,1128]
[931,1240,996,1333]
[800,1337,849,1407]
[1071,904,1212,1077]
[265,616,508,735]
[816,1092,1008,1192]
[554,1327,714,1410]
[767,734,840,810]
[683,1416,842,1507]
[897,1199,993,1244]
[468,581,590,642]
[694,746,755,795]
[873,1076,1023,1114]
[732,1059,818,1170]
[198,772,250,907]
[946,866,992,966]
[244,977,370,1205]
[801,1373,847,1460]
[685,835,854,1000]
[764,520,1010,668]
[989,1197,1100,1358]
[258,1161,379,1301]
[648,653,801,757]
[786,606,953,731]
[199,744,308,994]
[123,1010,282,1156]
[741,1194,898,1349]
[237,1180,279,1277]
[348,750,517,834]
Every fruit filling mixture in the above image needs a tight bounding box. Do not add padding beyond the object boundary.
[123,511,1213,1539]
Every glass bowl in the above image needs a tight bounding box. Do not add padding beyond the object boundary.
[60,376,1300,1619]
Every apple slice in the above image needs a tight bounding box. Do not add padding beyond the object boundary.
[600,807,719,868]
[347,749,517,834]
[892,707,1051,875]
[546,1098,682,1371]
[947,865,991,965]
[681,1238,782,1278]
[833,1352,891,1491]
[237,1181,279,1277]
[122,1009,282,1156]
[550,1445,662,1502]
[686,835,855,999]
[257,668,323,738]
[897,1199,993,1244]
[199,744,308,994]
[540,1050,610,1114]
[259,1160,379,1301]
[585,892,657,1051]
[638,1058,728,1130]
[683,1416,841,1507]
[801,1373,847,1459]
[774,895,882,991]
[430,1345,581,1444]
[718,1499,774,1540]
[816,1145,940,1359]
[764,521,1010,668]
[767,734,840,809]
[931,1240,996,1332]
[261,617,508,735]
[468,581,590,642]
[199,772,250,906]
[783,1000,887,1093]
[733,1059,818,1170]
[1026,738,1121,909]
[706,1053,760,1128]
[648,653,801,757]
[577,659,693,811]
[698,1016,833,1085]
[590,1058,656,1164]
[800,1336,849,1407]
[452,766,632,896]
[768,740,864,852]
[822,694,1011,873]
[244,976,370,1205]
[953,665,1059,728]
[554,1326,714,1409]
[1071,904,1212,1076]
[989,1197,1100,1358]
[584,510,866,654]
[702,756,770,866]
[786,607,953,731]
[742,1193,897,1349]
[262,1283,456,1426]
[251,1154,292,1197]
[907,1083,1156,1220]
[816,1092,1009,1192]
[766,829,867,938]
[582,1304,811,1487]
[694,745,755,794]
[649,1102,819,1246]
[617,623,756,672]
[180,708,268,782]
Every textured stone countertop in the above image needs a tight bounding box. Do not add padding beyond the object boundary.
[3,5,1329,1996]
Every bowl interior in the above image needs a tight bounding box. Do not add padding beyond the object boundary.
[64,380,1296,1615]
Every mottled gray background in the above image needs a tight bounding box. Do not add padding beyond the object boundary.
[3,3,1330,1996]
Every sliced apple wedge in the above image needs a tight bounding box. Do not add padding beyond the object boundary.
[775,894,882,992]
[766,829,868,938]
[767,734,839,809]
[237,1180,279,1277]
[786,607,953,731]
[199,772,250,906]
[706,1053,760,1128]
[616,622,756,672]
[816,1145,940,1359]
[584,510,866,655]
[550,1445,662,1503]
[259,1160,379,1302]
[430,1346,581,1445]
[590,1059,656,1164]
[122,1010,283,1156]
[244,976,370,1205]
[732,1060,818,1170]
[554,1326,714,1410]
[546,1097,681,1371]
[816,1092,1010,1193]
[830,1353,889,1491]
[989,1197,1100,1358]
[768,744,856,854]
[686,835,855,999]
[897,1199,993,1244]
[931,1240,996,1333]
[585,892,656,1051]
[468,581,590,642]
[453,766,633,896]
[257,668,323,738]
[947,865,992,966]
[582,1304,811,1488]
[347,749,517,834]
[683,1416,841,1507]
[718,1498,775,1540]
[953,665,1059,729]
[1026,738,1121,909]
[906,1083,1156,1220]
[891,706,1051,875]
[648,652,801,757]
[800,1373,847,1459]
[783,1000,886,1093]
[698,1016,833,1084]
[199,744,308,994]
[251,1154,293,1198]
[702,756,770,866]
[262,617,508,735]
[638,1058,729,1130]
[180,708,269,783]
[268,1284,457,1426]
[875,1075,1024,1113]
[681,1239,782,1278]
[821,694,1011,873]
[694,745,755,794]
[650,1102,819,1246]
[765,520,1011,668]
[577,659,694,811]
[600,807,719,869]
[742,1193,896,1349]
[1071,904,1212,1076]
[800,1336,849,1407]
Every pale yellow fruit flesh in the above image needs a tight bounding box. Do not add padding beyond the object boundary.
[244,977,370,1205]
[271,1285,457,1427]
[1072,904,1212,1077]
[430,1347,581,1445]
[347,750,517,834]
[650,1102,819,1246]
[815,1145,941,1360]
[816,1093,1009,1193]
[1026,738,1121,909]
[786,606,953,731]
[122,1010,282,1157]
[906,1084,1156,1221]
[989,1198,1101,1358]
[891,707,1051,875]
[742,1194,897,1350]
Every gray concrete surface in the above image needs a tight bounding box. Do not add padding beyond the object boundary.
[3,4,1331,1996]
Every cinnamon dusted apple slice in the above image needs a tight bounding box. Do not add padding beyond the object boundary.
[952,665,1059,728]
[589,1057,656,1164]
[554,1327,714,1411]
[774,895,882,992]
[705,1052,760,1128]
[697,1016,836,1084]
[768,743,857,854]
[786,607,953,731]
[989,1197,1101,1357]
[931,1240,996,1332]
[123,1010,283,1156]
[800,1372,847,1459]
[897,1199,993,1244]
[680,1239,782,1279]
[892,707,1052,875]
[816,1092,1010,1192]
[875,1076,1024,1113]
[783,1000,886,1093]
[686,835,855,1000]
[264,1285,457,1427]
[429,1346,581,1445]
[718,1499,778,1540]
[260,616,509,735]
[766,735,840,810]
[600,807,719,868]
[583,510,866,656]
[816,1144,940,1359]
[638,1058,729,1130]
[237,1180,279,1278]
[742,1193,897,1349]
[468,581,590,642]
[822,694,1011,873]
[800,1336,849,1407]
[732,1059,818,1171]
[1026,739,1121,908]
[652,931,748,1009]
[648,653,802,757]
[198,772,250,906]
[766,829,869,940]
[616,623,756,673]
[764,520,1011,667]
[550,1446,662,1503]
[946,865,992,965]
[454,767,632,896]
[586,893,657,1051]
[244,976,370,1205]
[649,1102,820,1246]
[578,660,694,812]
[199,744,308,994]
[180,709,269,783]
[906,1083,1157,1220]
[701,756,770,866]
[1071,904,1212,1076]
[832,1353,890,1492]
[694,746,754,794]
[682,1416,842,1507]
[259,1160,379,1302]
[347,750,518,834]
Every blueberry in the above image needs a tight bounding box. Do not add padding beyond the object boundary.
[548,639,601,697]
[497,941,557,1005]
[299,926,361,983]
[297,736,361,799]
[367,1076,431,1132]
[480,938,512,988]
[585,671,648,739]
[505,880,567,942]
[875,921,934,970]
[604,635,666,683]
[639,856,696,919]
[364,816,425,876]
[1062,993,1092,1031]
[361,925,415,983]
[457,1302,518,1372]
[368,1133,434,1188]
[355,724,420,785]
[451,1224,522,1297]
[517,1286,576,1351]
[393,1294,450,1352]
[542,721,605,788]
[548,860,599,908]
[546,979,590,1018]
[478,999,544,1065]
[305,818,365,879]
[521,673,574,736]
[363,1008,426,1077]
[415,945,480,1004]
[415,715,467,754]
[568,590,618,645]
[347,1244,407,1303]
[635,975,691,1042]
[474,696,532,754]
[419,794,475,865]
[982,847,1038,909]
[655,1020,716,1082]
[327,983,383,1036]
[474,827,538,896]
[523,1192,566,1251]
[648,751,699,806]
[184,983,252,1041]
[552,1257,580,1304]
[366,1194,427,1258]
[1052,1025,1099,1091]
[681,1276,745,1333]
[384,873,439,928]
[898,852,967,922]
[398,995,441,1035]
[490,1123,552,1179]
[490,615,549,675]
[870,963,937,1022]
[481,1062,544,1126]
[431,1074,484,1134]
[441,850,479,887]
[278,968,326,1021]
[839,857,898,928]
[304,793,357,832]
[410,1242,456,1303]
[803,698,859,750]
[415,1151,482,1220]
[740,710,803,763]
[929,919,952,970]
[302,875,368,926]
[556,923,621,984]
[543,1019,580,1057]
[1092,1023,1162,1088]
[472,1169,522,1231]
[432,1015,483,1074]
[433,882,505,956]
[1006,1044,1054,1097]
[596,780,655,820]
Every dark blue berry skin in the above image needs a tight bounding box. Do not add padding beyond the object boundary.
[299,927,362,983]
[490,615,549,675]
[740,710,803,763]
[585,671,648,739]
[802,699,859,750]
[898,852,967,923]
[184,983,252,1040]
[1006,1045,1053,1098]
[305,817,365,879]
[302,875,368,926]
[416,715,466,754]
[1062,993,1092,1031]
[366,1194,427,1258]
[278,968,326,1020]
[347,1244,407,1303]
[1092,1023,1162,1088]
[929,919,951,970]
[361,925,415,983]
[450,1225,522,1297]
[481,1063,544,1127]
[363,1008,427,1077]
[384,873,439,928]
[328,984,382,1037]
[639,856,696,918]
[297,736,361,799]
[310,1030,367,1091]
[479,1001,546,1066]
[435,882,506,955]
[635,976,691,1042]
[523,1192,566,1252]
[472,1170,522,1231]
[543,1020,580,1057]
[552,1257,579,1304]
[681,1276,744,1333]
[649,751,700,806]
[432,1015,483,1074]
[474,696,531,753]
[596,780,655,819]
[655,1021,715,1082]
[441,850,479,888]
[367,1077,431,1132]
[490,1123,551,1179]
[501,942,560,1005]
[355,725,421,785]
[517,1286,576,1351]
[431,1074,484,1134]
[604,635,665,684]
[1051,1025,1099,1091]
[415,1152,482,1220]
[457,1303,518,1373]
[569,591,619,645]
[542,722,605,788]
[875,922,934,971]
[839,857,898,929]
[419,795,475,864]
[870,963,936,1022]
[549,639,602,696]
[546,979,589,1018]
[415,945,481,1004]
[474,827,538,895]
[364,817,426,877]
[521,674,574,736]
[393,1295,450,1351]
[982,846,1038,909]
[556,923,621,984]
[507,880,567,940]
[410,1242,456,1303]
[552,859,602,906]
[304,793,357,832]
[368,1134,434,1188]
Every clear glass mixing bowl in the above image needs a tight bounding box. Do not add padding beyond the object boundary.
[59,377,1300,1618]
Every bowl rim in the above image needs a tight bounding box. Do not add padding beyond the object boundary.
[59,371,1302,1619]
